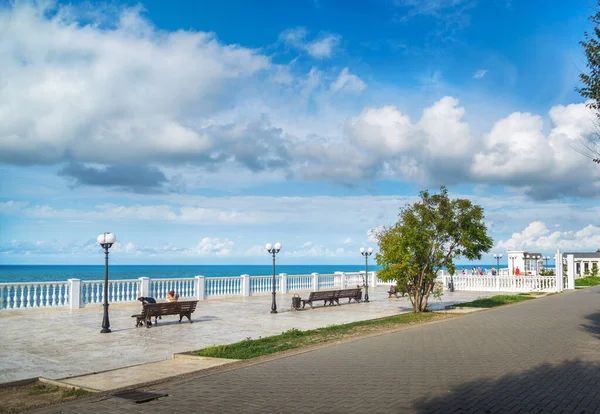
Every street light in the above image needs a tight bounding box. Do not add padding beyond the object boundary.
[97,232,116,334]
[493,253,503,274]
[360,247,373,303]
[265,242,282,314]
[544,256,550,268]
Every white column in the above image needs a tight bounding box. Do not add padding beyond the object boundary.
[554,249,562,292]
[68,279,82,309]
[566,254,575,289]
[139,277,150,297]
[240,274,250,296]
[311,273,319,291]
[369,271,377,288]
[280,273,287,294]
[195,276,206,300]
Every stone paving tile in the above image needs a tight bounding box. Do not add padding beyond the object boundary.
[0,287,491,383]
[30,287,600,413]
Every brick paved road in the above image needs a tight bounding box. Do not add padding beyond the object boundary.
[35,287,600,413]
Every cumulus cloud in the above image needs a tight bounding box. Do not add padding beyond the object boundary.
[497,221,600,252]
[0,3,598,200]
[279,27,341,58]
[0,2,270,168]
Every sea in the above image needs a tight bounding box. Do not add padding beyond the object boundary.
[0,263,541,284]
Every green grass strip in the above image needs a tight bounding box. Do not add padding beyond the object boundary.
[455,293,534,308]
[194,312,447,360]
[575,276,600,287]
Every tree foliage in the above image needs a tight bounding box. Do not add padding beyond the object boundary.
[576,2,600,164]
[374,187,493,312]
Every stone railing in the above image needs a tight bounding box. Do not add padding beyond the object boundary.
[442,275,559,293]
[0,271,382,311]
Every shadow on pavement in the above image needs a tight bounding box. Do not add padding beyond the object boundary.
[582,311,600,339]
[413,359,600,413]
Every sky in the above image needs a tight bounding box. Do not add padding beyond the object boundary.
[1,0,599,265]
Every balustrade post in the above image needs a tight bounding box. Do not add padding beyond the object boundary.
[335,271,346,289]
[566,254,575,290]
[68,279,82,309]
[241,274,250,297]
[312,273,319,291]
[280,273,287,294]
[195,276,206,300]
[139,277,150,298]
[369,271,377,288]
[495,276,500,291]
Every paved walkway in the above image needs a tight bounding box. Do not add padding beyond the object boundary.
[0,287,490,383]
[32,286,600,413]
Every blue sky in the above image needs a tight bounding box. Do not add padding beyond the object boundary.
[1,0,599,265]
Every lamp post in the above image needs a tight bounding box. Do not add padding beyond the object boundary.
[493,253,503,274]
[544,256,550,268]
[97,232,116,334]
[265,242,282,314]
[360,247,373,303]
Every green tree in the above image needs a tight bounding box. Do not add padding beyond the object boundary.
[374,187,494,313]
[591,263,599,277]
[576,2,600,164]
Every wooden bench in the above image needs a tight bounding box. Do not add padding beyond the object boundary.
[300,289,363,308]
[333,288,362,305]
[132,300,198,328]
[301,291,336,308]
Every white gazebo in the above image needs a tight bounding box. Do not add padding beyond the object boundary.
[506,250,544,276]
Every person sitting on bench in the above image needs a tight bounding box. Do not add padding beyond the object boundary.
[166,290,179,302]
[137,296,159,325]
[387,285,401,298]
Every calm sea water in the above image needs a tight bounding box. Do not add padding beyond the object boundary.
[0,265,381,284]
[0,263,544,284]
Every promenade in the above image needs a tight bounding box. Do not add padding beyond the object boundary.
[0,287,488,384]
[30,286,600,413]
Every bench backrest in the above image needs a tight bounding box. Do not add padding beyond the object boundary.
[142,300,198,317]
[337,288,361,298]
[308,291,335,301]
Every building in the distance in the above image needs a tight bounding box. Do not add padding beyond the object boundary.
[506,250,600,278]
[506,251,544,275]
[562,252,600,277]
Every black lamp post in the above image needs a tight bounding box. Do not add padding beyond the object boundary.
[265,242,282,314]
[544,256,550,268]
[493,253,503,274]
[97,232,116,333]
[360,247,373,302]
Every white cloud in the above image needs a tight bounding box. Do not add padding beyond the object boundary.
[473,69,488,79]
[279,27,341,58]
[330,68,366,93]
[0,2,271,166]
[342,237,353,245]
[497,221,600,252]
[301,241,313,248]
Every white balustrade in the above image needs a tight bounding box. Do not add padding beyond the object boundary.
[1,271,382,311]
[449,275,558,293]
[250,276,277,295]
[0,282,70,310]
[149,278,196,299]
[287,274,313,291]
[317,274,337,290]
[205,276,242,297]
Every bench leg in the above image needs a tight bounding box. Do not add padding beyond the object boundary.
[179,313,193,323]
